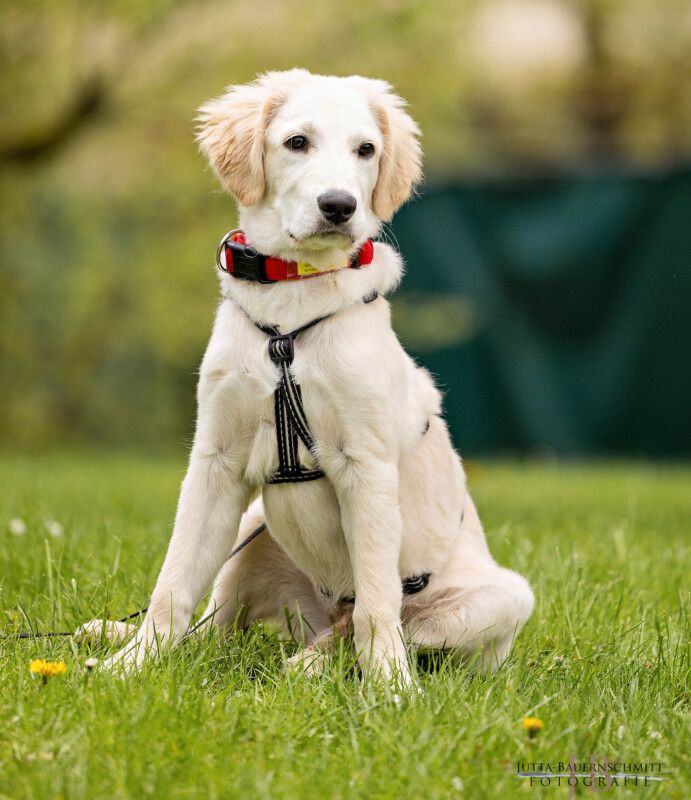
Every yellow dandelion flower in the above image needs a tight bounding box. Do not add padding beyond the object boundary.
[522,717,544,737]
[29,659,67,682]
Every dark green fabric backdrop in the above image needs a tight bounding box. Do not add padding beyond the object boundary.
[391,166,691,457]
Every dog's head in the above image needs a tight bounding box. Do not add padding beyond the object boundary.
[197,70,422,265]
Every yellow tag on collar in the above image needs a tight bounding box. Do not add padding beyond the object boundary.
[297,262,321,276]
[297,262,340,276]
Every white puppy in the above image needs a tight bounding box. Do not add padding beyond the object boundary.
[103,70,534,683]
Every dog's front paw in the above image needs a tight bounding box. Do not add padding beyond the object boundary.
[100,634,156,675]
[357,636,412,689]
[368,654,412,689]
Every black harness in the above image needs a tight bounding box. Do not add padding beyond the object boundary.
[250,295,432,597]
[253,295,377,483]
[221,234,433,598]
[254,292,378,484]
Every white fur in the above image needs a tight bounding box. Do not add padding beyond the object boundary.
[103,71,533,684]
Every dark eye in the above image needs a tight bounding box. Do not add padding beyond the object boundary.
[284,135,309,151]
[357,142,375,158]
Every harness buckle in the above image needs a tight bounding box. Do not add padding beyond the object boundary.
[268,334,295,364]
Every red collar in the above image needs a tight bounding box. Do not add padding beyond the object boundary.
[217,229,374,283]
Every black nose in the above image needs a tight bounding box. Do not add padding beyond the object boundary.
[317,190,357,225]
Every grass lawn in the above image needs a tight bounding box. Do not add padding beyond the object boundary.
[0,452,688,799]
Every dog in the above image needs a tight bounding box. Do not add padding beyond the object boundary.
[101,69,534,683]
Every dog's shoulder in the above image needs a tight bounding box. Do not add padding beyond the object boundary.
[197,299,274,396]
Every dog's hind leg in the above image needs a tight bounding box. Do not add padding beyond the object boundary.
[198,498,331,643]
[403,566,534,673]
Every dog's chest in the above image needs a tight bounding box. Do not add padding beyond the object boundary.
[263,479,354,598]
[203,316,381,597]
[230,361,354,596]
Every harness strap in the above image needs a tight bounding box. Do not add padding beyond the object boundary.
[255,291,378,484]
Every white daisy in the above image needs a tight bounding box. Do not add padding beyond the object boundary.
[9,517,26,536]
[45,520,64,537]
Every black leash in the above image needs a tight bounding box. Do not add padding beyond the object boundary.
[0,523,268,641]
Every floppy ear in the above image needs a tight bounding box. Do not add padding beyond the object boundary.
[196,80,283,206]
[371,88,423,221]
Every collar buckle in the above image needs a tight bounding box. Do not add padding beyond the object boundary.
[216,229,274,284]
